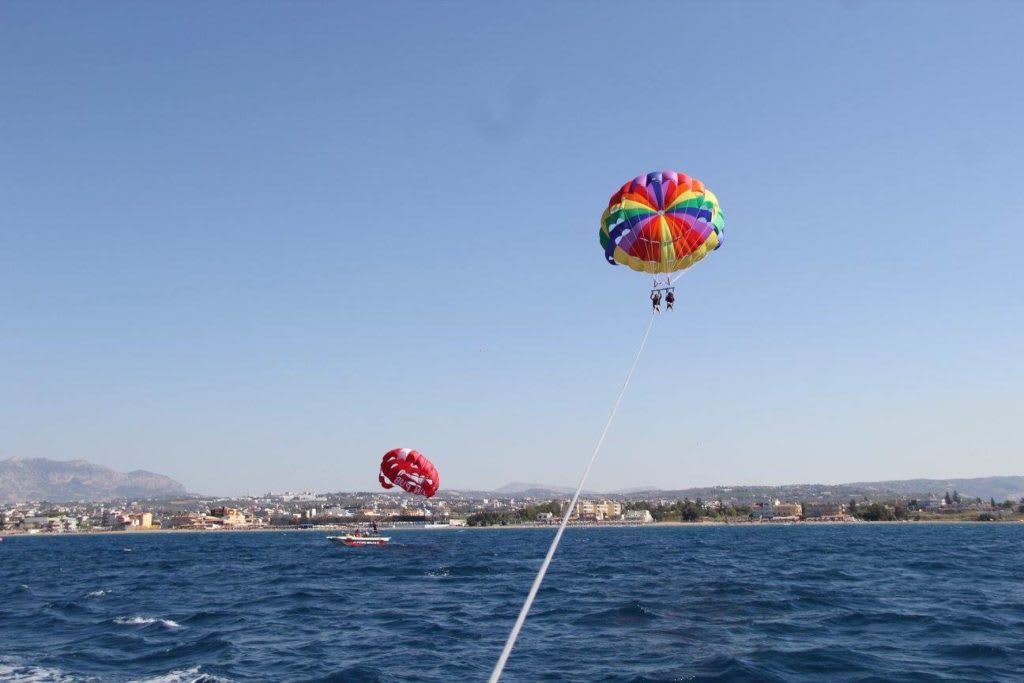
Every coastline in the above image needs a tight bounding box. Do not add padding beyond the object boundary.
[445,519,1024,530]
[4,517,1022,538]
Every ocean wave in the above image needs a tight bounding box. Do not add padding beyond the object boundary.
[0,657,86,682]
[575,600,660,625]
[689,654,787,682]
[941,642,1013,661]
[420,562,497,577]
[305,665,385,683]
[179,610,232,626]
[44,600,89,615]
[130,666,235,683]
[114,616,183,630]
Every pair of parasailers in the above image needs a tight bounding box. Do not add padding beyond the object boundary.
[650,289,675,313]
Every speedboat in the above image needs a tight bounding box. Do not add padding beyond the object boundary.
[327,534,391,547]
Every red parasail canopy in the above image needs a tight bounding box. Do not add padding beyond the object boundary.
[378,448,440,498]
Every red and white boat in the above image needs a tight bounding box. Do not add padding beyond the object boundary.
[327,534,390,547]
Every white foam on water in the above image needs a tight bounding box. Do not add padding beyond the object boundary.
[0,659,231,683]
[114,616,183,630]
[85,589,108,598]
[130,666,235,683]
[0,657,86,682]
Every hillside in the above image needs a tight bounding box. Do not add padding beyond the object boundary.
[493,476,1024,504]
[0,457,187,503]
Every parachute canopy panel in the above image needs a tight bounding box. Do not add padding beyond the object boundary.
[600,170,724,274]
[378,448,440,498]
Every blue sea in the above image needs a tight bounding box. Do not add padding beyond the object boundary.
[1,525,1023,682]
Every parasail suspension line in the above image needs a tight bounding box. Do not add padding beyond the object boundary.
[488,312,657,683]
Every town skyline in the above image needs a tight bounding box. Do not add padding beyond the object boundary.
[5,477,1022,536]
[3,455,1024,507]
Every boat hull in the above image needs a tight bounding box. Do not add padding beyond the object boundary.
[327,535,390,547]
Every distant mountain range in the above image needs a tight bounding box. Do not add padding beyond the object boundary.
[841,476,1024,502]
[487,476,1024,503]
[492,481,577,496]
[0,458,187,503]
[2,459,1020,505]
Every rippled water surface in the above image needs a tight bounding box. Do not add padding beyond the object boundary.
[2,525,1023,682]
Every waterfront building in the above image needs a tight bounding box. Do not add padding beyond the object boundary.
[563,500,623,520]
[773,502,803,518]
[129,512,153,528]
[170,512,206,529]
[598,501,623,517]
[623,510,654,523]
[101,509,124,527]
[751,502,773,520]
[209,507,246,526]
[803,502,844,519]
[269,512,301,526]
[21,516,51,528]
[22,516,57,531]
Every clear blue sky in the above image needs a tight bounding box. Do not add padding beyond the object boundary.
[2,1,1021,495]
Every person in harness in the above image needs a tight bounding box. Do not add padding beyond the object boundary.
[666,289,675,311]
[650,289,662,314]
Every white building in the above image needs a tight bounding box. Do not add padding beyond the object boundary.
[624,510,654,523]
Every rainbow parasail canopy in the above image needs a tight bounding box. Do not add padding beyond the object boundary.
[600,170,724,274]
